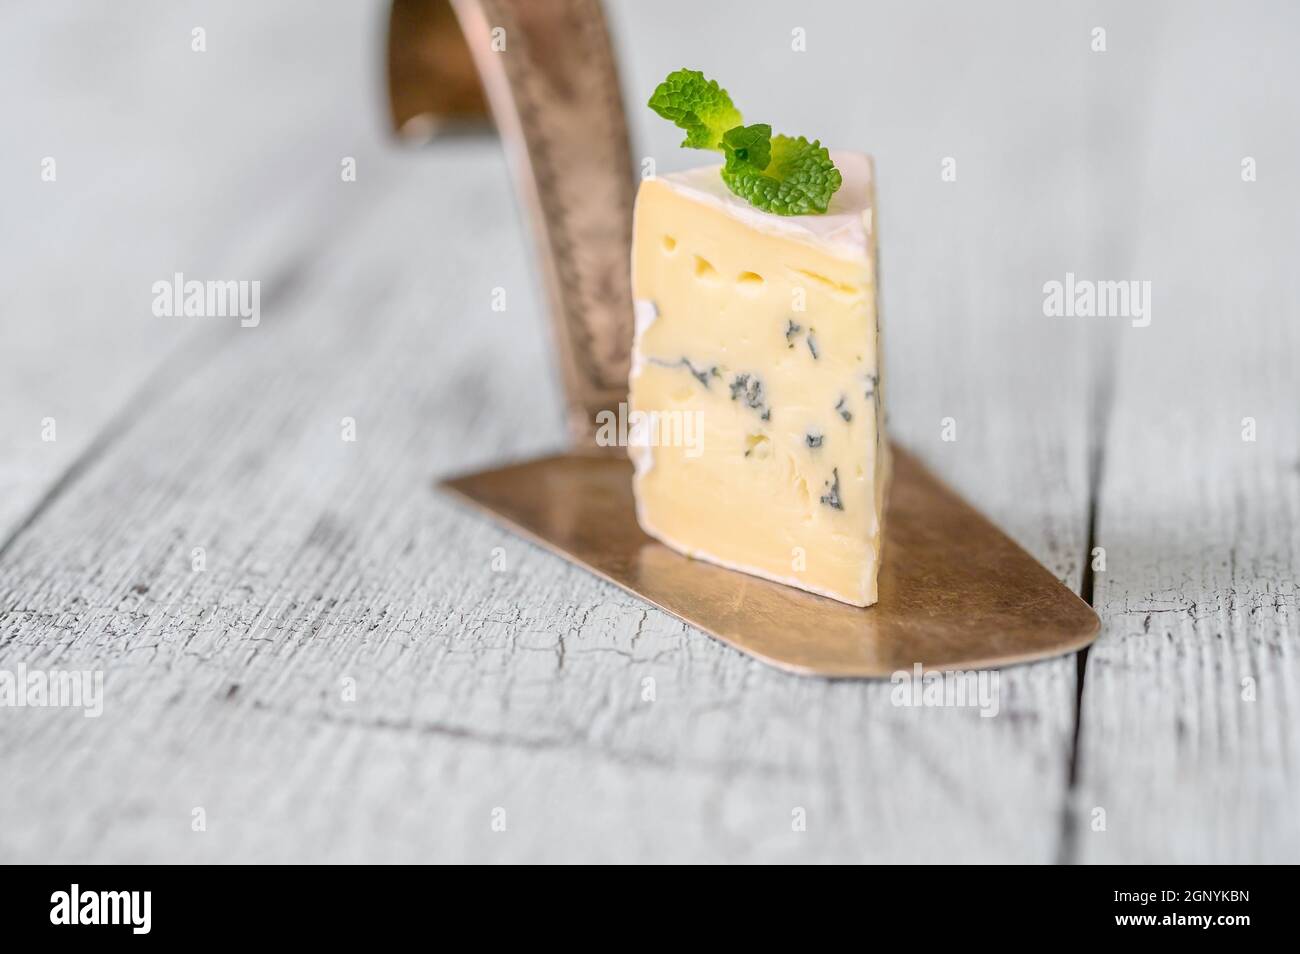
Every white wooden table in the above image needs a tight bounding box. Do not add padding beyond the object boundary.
[2,0,1296,863]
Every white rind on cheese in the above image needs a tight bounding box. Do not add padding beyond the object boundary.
[647,151,876,265]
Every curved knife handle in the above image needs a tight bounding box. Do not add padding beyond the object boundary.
[389,0,635,450]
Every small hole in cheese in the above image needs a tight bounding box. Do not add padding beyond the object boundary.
[794,475,813,518]
[788,267,864,298]
[693,255,718,280]
[743,432,771,459]
[737,271,765,289]
[662,235,677,253]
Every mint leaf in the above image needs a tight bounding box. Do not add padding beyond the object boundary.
[719,134,842,215]
[647,69,742,151]
[721,123,772,173]
[647,70,843,215]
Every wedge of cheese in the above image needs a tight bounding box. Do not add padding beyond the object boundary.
[628,151,888,607]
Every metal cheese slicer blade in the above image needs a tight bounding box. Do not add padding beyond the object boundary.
[442,448,1098,677]
[395,0,1100,676]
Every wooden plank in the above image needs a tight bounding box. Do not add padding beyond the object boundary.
[1071,3,1300,862]
[0,0,1288,865]
[0,2,1103,858]
[0,0,392,541]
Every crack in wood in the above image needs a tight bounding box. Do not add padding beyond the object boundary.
[1054,339,1117,864]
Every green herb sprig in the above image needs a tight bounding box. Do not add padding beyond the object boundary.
[648,69,842,216]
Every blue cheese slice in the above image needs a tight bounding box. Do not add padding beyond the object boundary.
[629,151,888,606]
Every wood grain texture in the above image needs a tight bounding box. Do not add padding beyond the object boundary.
[3,0,1293,863]
[0,0,389,543]
[0,130,1091,862]
[1069,2,1300,862]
